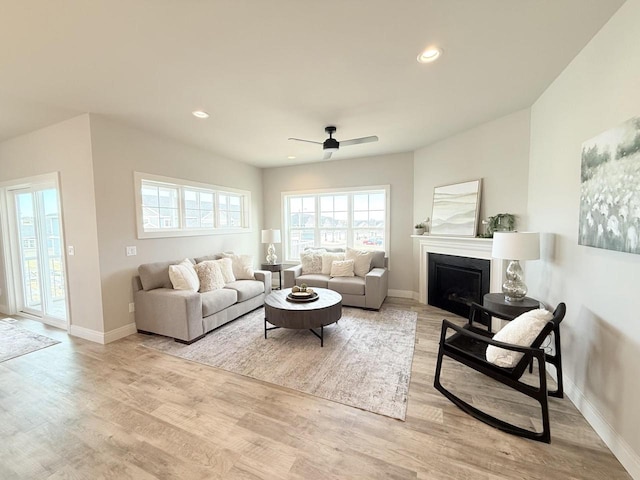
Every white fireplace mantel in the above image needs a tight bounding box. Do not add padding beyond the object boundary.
[412,235,505,304]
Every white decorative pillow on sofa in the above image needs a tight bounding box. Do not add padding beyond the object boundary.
[345,247,373,277]
[330,259,355,277]
[215,257,236,283]
[168,259,200,291]
[321,252,345,275]
[300,249,326,274]
[486,308,554,368]
[194,261,226,292]
[221,253,254,280]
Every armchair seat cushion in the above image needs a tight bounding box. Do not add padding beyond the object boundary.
[224,280,265,302]
[201,288,237,317]
[295,274,330,289]
[328,276,365,296]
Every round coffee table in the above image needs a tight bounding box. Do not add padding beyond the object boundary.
[264,288,342,347]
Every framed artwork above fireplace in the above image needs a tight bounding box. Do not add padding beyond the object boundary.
[430,179,482,237]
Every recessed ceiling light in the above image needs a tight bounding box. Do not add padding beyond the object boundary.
[192,110,209,119]
[287,155,296,160]
[417,47,443,64]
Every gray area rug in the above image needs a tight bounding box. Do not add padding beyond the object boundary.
[0,318,60,363]
[141,307,417,420]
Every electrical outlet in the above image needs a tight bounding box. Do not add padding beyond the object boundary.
[126,246,137,256]
[67,246,75,256]
[129,303,135,313]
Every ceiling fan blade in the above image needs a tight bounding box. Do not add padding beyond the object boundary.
[288,137,323,145]
[340,135,379,147]
[323,151,333,160]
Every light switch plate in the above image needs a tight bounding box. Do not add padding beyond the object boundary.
[129,303,135,313]
[126,246,137,256]
[67,246,75,256]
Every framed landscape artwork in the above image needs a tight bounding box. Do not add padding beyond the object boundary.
[430,179,482,237]
[579,116,640,255]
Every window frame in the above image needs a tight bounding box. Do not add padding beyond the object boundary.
[134,172,251,239]
[281,185,390,263]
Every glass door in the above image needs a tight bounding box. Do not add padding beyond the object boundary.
[12,186,67,322]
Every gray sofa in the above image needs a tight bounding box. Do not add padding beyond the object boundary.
[133,255,271,344]
[283,249,388,310]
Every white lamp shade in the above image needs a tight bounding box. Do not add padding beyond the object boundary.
[261,229,281,244]
[492,232,540,260]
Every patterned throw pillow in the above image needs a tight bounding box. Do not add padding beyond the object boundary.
[300,249,326,274]
[321,252,345,275]
[345,247,373,277]
[330,259,355,277]
[194,261,226,292]
[168,259,200,291]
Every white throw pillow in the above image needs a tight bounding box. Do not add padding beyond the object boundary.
[194,261,226,292]
[321,252,345,275]
[300,249,326,274]
[345,247,373,277]
[330,259,355,277]
[221,253,255,280]
[486,309,554,368]
[215,257,236,283]
[168,259,200,291]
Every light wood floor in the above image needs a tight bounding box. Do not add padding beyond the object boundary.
[0,298,631,479]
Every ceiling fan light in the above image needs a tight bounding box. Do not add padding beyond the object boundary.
[417,47,443,63]
[325,147,338,153]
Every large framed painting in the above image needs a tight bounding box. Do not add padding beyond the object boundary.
[430,179,482,237]
[579,117,640,255]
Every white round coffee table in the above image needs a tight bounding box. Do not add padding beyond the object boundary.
[264,288,342,347]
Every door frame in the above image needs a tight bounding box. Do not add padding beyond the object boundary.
[0,172,70,330]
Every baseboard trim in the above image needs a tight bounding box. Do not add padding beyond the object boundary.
[387,289,417,299]
[69,322,137,344]
[564,375,639,479]
[69,324,105,344]
[104,322,137,344]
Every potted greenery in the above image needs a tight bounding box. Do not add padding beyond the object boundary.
[414,222,426,235]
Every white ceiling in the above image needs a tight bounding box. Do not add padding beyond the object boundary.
[0,0,624,167]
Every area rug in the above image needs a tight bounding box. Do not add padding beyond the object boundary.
[0,318,60,363]
[141,307,417,420]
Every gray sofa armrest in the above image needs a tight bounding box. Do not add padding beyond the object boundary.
[365,267,388,310]
[283,264,302,288]
[253,270,272,295]
[134,288,204,342]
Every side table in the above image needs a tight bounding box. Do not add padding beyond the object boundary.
[483,293,540,332]
[261,263,283,290]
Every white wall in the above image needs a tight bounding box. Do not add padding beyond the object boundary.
[528,0,640,476]
[0,115,105,332]
[262,152,414,294]
[89,115,264,333]
[412,109,531,293]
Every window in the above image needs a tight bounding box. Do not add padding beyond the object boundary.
[283,186,389,261]
[135,172,251,238]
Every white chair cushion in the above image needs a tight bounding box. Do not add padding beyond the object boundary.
[168,259,200,291]
[486,308,553,368]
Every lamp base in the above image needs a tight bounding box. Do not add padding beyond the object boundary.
[502,259,527,302]
[265,243,277,265]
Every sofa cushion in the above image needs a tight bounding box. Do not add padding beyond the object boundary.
[321,252,345,274]
[201,288,237,317]
[345,248,373,277]
[194,261,226,292]
[168,259,200,291]
[221,253,255,280]
[370,250,386,269]
[194,253,222,264]
[295,274,330,289]
[329,276,365,296]
[224,280,265,302]
[300,249,326,274]
[330,259,355,277]
[138,260,177,291]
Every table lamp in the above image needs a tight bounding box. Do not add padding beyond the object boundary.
[261,229,281,264]
[491,232,540,302]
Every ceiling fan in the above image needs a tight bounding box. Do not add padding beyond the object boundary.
[288,126,378,160]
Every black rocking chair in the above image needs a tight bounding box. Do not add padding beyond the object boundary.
[434,302,566,443]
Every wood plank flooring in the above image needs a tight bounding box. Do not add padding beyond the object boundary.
[0,298,631,479]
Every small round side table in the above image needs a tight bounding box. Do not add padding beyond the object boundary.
[261,263,283,290]
[483,293,540,318]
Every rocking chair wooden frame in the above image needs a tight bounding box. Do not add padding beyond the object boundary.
[434,302,565,443]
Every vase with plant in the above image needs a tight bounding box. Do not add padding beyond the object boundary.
[414,222,426,235]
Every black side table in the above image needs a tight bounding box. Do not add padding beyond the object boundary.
[483,293,540,318]
[261,263,283,290]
